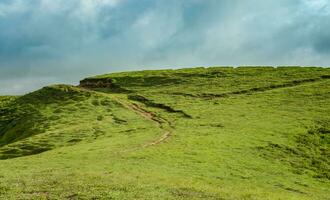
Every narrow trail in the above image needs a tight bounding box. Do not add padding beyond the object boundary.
[111,98,173,152]
[79,88,173,151]
[124,102,172,148]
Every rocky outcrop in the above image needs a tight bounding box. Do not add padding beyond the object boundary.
[79,78,113,88]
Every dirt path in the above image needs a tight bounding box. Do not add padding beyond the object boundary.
[80,88,173,150]
[120,101,172,149]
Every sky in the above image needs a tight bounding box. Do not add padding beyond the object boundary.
[0,0,329,95]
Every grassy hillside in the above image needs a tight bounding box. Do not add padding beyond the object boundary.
[0,85,161,159]
[0,67,329,199]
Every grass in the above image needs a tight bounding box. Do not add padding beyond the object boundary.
[259,120,330,179]
[0,66,329,199]
[0,85,160,159]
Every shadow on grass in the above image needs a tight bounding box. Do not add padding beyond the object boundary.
[258,120,330,180]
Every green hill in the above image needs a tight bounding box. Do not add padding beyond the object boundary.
[0,67,329,199]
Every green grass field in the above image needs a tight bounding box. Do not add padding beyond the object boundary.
[0,67,329,199]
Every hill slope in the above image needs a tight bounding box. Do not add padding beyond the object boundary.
[0,67,329,199]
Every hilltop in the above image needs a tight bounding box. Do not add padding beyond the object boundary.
[0,66,329,199]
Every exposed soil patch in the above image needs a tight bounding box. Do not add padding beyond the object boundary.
[121,101,172,149]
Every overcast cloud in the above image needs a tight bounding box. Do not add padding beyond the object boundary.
[0,0,329,94]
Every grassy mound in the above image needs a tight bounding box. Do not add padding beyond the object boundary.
[0,67,329,199]
[82,67,329,95]
[0,85,158,159]
[0,85,89,144]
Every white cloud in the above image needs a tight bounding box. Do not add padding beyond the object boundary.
[303,0,330,15]
[100,0,121,7]
[77,0,121,16]
[132,3,183,48]
[0,76,62,95]
[0,0,28,17]
[305,0,328,9]
[1,0,330,95]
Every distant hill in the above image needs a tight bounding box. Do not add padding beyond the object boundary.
[0,67,329,199]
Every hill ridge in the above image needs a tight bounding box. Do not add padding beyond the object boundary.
[0,66,329,199]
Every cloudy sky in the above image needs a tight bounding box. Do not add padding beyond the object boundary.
[0,0,329,95]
